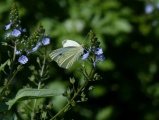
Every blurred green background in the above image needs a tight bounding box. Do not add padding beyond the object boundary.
[1,0,159,120]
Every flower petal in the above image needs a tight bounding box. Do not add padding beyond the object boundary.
[18,55,28,64]
[82,51,90,60]
[96,54,105,61]
[94,48,103,55]
[12,29,21,37]
[5,23,12,30]
[42,37,50,45]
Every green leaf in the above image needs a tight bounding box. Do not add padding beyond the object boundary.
[70,77,75,84]
[6,88,63,110]
[1,42,8,46]
[0,59,10,71]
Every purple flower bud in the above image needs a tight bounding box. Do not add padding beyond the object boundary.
[5,23,12,30]
[16,50,21,55]
[96,54,105,61]
[94,48,103,55]
[28,42,41,54]
[42,37,50,45]
[93,61,96,68]
[12,29,21,37]
[18,55,28,64]
[82,51,90,60]
[145,3,154,14]
[31,46,39,52]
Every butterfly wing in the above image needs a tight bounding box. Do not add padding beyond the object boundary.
[62,40,80,47]
[50,46,84,69]
[49,47,71,61]
[57,46,84,69]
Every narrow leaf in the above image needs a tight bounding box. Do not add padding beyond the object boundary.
[0,59,10,71]
[6,88,63,110]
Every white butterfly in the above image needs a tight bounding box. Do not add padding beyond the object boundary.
[49,40,84,69]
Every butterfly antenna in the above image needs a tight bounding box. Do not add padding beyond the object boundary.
[82,33,89,45]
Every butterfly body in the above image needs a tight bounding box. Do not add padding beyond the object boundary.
[50,40,84,69]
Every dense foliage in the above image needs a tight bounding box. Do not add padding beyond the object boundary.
[0,0,159,120]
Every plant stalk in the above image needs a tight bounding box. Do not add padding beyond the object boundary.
[50,66,95,120]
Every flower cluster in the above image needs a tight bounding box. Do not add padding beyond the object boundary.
[28,37,50,54]
[15,36,50,64]
[81,30,105,67]
[4,4,50,65]
[4,4,26,38]
[82,47,105,67]
[5,22,26,38]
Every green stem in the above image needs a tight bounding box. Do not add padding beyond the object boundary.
[31,81,41,120]
[0,42,18,97]
[0,64,22,97]
[13,42,17,62]
[31,48,46,120]
[50,66,95,120]
[5,65,22,87]
[40,49,46,78]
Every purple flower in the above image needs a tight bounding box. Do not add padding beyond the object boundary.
[18,55,28,64]
[82,51,90,60]
[28,42,42,54]
[12,29,21,37]
[94,48,103,55]
[16,50,21,55]
[145,3,154,14]
[42,37,50,45]
[31,46,39,52]
[93,54,105,68]
[5,23,12,30]
[96,54,105,61]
